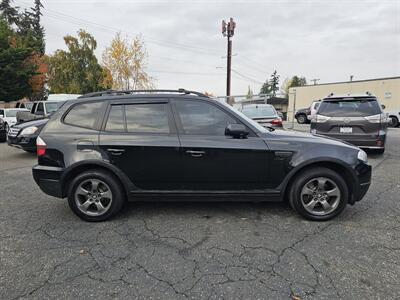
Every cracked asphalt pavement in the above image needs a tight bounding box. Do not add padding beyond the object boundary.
[1,127,399,299]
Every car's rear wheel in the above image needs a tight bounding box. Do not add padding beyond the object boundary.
[67,169,125,222]
[296,114,307,124]
[289,167,348,221]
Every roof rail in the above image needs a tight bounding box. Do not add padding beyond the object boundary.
[78,89,209,99]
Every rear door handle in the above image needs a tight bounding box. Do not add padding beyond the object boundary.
[185,150,205,157]
[107,148,125,156]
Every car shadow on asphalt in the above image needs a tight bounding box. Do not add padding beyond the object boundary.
[114,200,294,221]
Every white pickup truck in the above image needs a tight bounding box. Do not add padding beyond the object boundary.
[387,110,400,127]
[16,94,80,124]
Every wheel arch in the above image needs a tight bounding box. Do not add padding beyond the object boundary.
[60,160,135,199]
[280,158,358,205]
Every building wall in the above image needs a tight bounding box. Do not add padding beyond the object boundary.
[287,77,400,121]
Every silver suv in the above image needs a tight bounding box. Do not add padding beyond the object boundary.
[310,93,387,154]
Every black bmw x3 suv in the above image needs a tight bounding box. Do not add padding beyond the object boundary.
[32,89,372,222]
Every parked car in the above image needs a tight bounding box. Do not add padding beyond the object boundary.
[240,104,283,128]
[0,108,29,134]
[386,110,400,127]
[32,89,371,222]
[294,100,321,124]
[294,107,310,124]
[0,118,6,142]
[311,93,388,154]
[16,94,80,124]
[7,118,49,152]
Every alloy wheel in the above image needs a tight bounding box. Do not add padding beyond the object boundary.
[74,179,113,216]
[300,177,341,216]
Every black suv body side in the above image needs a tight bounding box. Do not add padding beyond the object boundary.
[32,91,371,221]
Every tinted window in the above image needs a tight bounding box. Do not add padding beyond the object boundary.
[31,103,37,113]
[106,105,125,132]
[0,109,4,116]
[64,101,103,129]
[125,104,169,133]
[46,102,65,114]
[175,101,237,135]
[36,102,44,113]
[241,105,277,118]
[318,99,381,117]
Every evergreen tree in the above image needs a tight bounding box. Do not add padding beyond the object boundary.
[0,18,36,102]
[269,70,280,96]
[0,0,18,24]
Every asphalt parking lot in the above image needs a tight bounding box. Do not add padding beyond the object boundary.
[1,126,399,299]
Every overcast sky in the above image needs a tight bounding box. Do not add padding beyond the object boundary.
[15,0,400,96]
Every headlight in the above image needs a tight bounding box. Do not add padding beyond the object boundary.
[357,149,368,163]
[20,126,38,136]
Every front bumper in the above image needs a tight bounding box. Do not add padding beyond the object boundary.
[7,135,37,151]
[351,161,372,204]
[32,165,65,198]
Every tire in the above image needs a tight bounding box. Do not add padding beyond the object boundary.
[289,167,349,221]
[389,116,399,128]
[5,123,9,140]
[296,114,307,124]
[67,169,126,222]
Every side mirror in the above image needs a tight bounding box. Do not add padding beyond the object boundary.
[225,124,249,138]
[381,104,386,110]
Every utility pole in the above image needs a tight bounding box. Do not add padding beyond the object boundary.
[222,18,236,99]
[311,78,320,85]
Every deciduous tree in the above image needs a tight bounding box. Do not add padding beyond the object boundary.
[47,30,112,94]
[102,33,154,90]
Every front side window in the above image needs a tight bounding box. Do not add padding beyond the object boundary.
[174,100,237,135]
[64,101,103,129]
[125,104,170,133]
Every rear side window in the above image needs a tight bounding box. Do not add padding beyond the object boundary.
[106,105,125,132]
[36,102,44,114]
[64,102,103,129]
[125,104,169,133]
[318,99,381,117]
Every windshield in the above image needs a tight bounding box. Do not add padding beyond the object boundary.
[318,98,381,117]
[46,101,66,114]
[219,101,270,133]
[5,109,19,117]
[241,105,277,118]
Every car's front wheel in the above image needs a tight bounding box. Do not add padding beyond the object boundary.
[67,169,125,222]
[289,167,349,221]
[296,114,307,124]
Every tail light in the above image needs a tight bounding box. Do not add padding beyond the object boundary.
[313,114,331,123]
[364,113,387,123]
[36,136,46,156]
[271,118,282,125]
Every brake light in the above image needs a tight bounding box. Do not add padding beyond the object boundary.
[313,114,331,123]
[36,136,46,156]
[271,118,282,125]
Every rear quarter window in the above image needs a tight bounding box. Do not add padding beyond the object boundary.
[63,101,103,129]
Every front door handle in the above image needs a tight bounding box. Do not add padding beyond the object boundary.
[185,150,205,157]
[107,148,125,156]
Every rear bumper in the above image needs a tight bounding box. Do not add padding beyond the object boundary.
[32,165,65,198]
[315,132,386,149]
